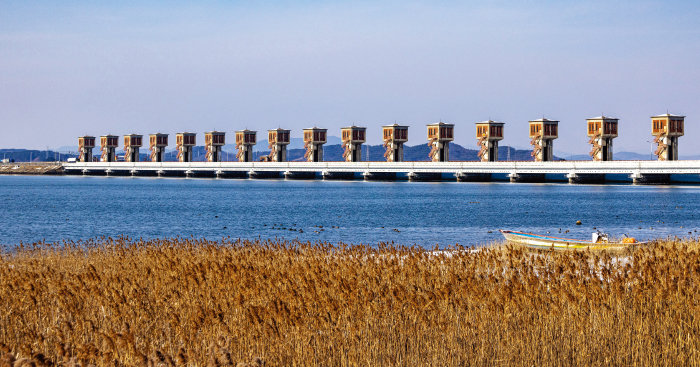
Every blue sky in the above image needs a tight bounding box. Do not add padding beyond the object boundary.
[1,1,699,155]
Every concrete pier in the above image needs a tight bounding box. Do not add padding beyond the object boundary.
[476,121,504,162]
[189,170,217,178]
[156,170,181,178]
[249,170,282,179]
[652,114,684,161]
[149,133,168,162]
[78,136,95,163]
[129,169,156,177]
[587,116,618,161]
[427,122,454,162]
[323,171,357,180]
[205,131,225,162]
[456,172,492,182]
[363,171,398,181]
[567,173,606,184]
[176,133,196,162]
[100,135,118,162]
[509,173,546,183]
[341,126,366,162]
[216,170,247,179]
[408,172,444,181]
[267,129,290,162]
[382,124,408,162]
[529,119,558,162]
[235,130,256,162]
[284,171,318,180]
[124,134,143,162]
[631,172,671,185]
[303,128,327,162]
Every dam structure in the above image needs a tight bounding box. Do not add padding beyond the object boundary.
[64,160,700,185]
[77,136,95,163]
[123,134,143,162]
[64,114,700,184]
[175,132,196,162]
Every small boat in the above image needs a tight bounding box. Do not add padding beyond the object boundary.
[499,230,642,251]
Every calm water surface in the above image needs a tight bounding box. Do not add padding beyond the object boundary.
[0,175,698,248]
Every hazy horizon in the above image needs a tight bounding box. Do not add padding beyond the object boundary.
[2,1,699,154]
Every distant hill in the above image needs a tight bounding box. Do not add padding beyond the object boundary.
[0,144,554,162]
[54,146,79,154]
[0,149,77,162]
[51,136,344,156]
[219,136,343,153]
[614,152,654,161]
[563,151,654,161]
[49,137,700,162]
[28,145,700,162]
[252,143,552,162]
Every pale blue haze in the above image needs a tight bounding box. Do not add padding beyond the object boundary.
[1,1,700,155]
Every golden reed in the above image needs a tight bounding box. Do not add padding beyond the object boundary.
[0,237,699,366]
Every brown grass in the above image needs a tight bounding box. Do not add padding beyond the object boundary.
[0,237,699,366]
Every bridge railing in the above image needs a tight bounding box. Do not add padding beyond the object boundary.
[63,160,700,174]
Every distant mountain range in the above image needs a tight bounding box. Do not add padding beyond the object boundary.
[0,149,76,162]
[561,152,652,161]
[560,151,700,161]
[52,136,344,154]
[5,143,700,162]
[252,144,547,162]
[1,144,547,162]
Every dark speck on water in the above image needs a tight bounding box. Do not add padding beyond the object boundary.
[0,176,699,248]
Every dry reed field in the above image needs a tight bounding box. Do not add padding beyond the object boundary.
[1,237,699,366]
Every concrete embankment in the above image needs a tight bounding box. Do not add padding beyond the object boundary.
[0,162,64,175]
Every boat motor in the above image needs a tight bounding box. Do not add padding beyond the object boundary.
[592,230,610,243]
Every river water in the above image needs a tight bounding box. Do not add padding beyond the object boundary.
[0,175,698,248]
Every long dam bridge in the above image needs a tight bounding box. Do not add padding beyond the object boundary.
[66,114,698,184]
[64,160,700,184]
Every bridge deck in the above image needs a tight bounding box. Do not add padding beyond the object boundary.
[64,160,700,174]
[62,161,700,184]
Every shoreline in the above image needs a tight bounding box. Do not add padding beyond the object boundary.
[0,162,64,175]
